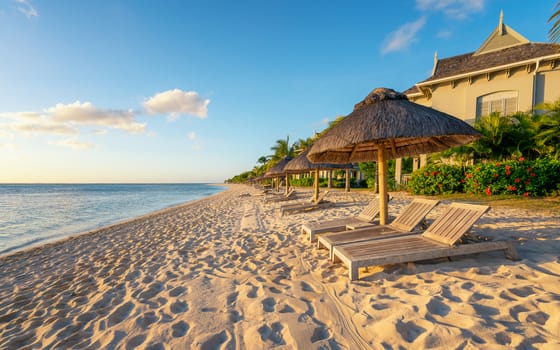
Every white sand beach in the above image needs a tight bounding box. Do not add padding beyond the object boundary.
[1,184,559,349]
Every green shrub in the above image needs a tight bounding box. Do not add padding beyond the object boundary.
[290,177,314,187]
[408,163,464,195]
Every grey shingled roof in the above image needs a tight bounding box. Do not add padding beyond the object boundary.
[421,43,560,84]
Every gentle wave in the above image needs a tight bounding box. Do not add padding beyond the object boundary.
[0,184,225,255]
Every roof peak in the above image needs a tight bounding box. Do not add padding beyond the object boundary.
[474,11,529,56]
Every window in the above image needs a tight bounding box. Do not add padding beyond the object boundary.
[476,91,518,120]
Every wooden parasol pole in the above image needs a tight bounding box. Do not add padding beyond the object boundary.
[345,168,350,192]
[313,170,320,202]
[378,146,388,225]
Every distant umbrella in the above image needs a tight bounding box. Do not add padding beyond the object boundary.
[264,157,292,194]
[285,148,352,201]
[308,87,481,224]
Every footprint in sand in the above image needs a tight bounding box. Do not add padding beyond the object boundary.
[495,331,512,345]
[426,297,451,317]
[136,312,159,329]
[310,326,330,342]
[526,311,549,325]
[228,310,243,323]
[76,311,97,323]
[278,304,295,313]
[300,281,315,292]
[258,322,285,345]
[472,303,500,317]
[108,301,135,327]
[371,302,390,311]
[262,297,276,312]
[508,286,535,298]
[171,320,189,338]
[138,282,165,300]
[125,334,146,349]
[170,300,188,314]
[226,292,239,306]
[468,292,494,302]
[144,342,165,350]
[395,319,426,343]
[168,286,187,297]
[199,330,231,350]
[246,284,259,299]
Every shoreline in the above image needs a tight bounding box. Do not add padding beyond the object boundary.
[1,184,559,348]
[0,184,228,259]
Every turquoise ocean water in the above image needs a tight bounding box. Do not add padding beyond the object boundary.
[0,183,225,255]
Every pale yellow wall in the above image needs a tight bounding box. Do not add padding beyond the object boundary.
[541,69,560,103]
[411,66,560,124]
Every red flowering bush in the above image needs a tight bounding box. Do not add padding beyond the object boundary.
[409,158,560,196]
[462,158,560,196]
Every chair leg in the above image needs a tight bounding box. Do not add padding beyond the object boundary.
[505,241,519,261]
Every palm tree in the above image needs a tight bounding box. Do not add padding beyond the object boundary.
[293,137,314,155]
[269,135,296,162]
[535,101,560,158]
[549,2,560,42]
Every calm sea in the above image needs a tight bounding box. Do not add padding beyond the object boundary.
[0,183,225,256]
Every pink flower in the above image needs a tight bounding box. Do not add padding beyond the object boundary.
[493,173,499,178]
[519,157,525,162]
[485,187,492,196]
[524,192,529,197]
[514,178,521,183]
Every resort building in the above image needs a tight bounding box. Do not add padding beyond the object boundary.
[397,11,560,183]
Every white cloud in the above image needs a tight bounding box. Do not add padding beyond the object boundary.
[12,121,78,135]
[187,131,197,140]
[381,17,426,54]
[416,0,484,19]
[50,139,93,150]
[0,100,147,150]
[47,101,145,133]
[143,89,210,120]
[437,30,453,39]
[15,0,37,18]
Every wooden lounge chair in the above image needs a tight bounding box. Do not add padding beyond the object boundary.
[318,198,439,260]
[332,203,518,280]
[264,188,296,203]
[301,197,381,242]
[279,191,334,216]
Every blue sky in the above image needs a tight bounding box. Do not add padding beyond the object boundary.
[0,0,557,183]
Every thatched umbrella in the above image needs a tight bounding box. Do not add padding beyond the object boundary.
[285,147,352,201]
[308,87,481,224]
[264,157,292,194]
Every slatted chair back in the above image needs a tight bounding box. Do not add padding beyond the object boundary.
[421,203,490,246]
[389,198,439,232]
[356,198,381,222]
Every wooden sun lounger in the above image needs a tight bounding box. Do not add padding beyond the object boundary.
[331,203,518,280]
[318,198,439,260]
[264,189,296,203]
[280,191,334,216]
[301,197,381,242]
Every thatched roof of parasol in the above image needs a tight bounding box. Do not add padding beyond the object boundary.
[284,148,351,173]
[307,87,481,163]
[264,156,292,177]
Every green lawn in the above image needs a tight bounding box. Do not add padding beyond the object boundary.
[422,193,560,213]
